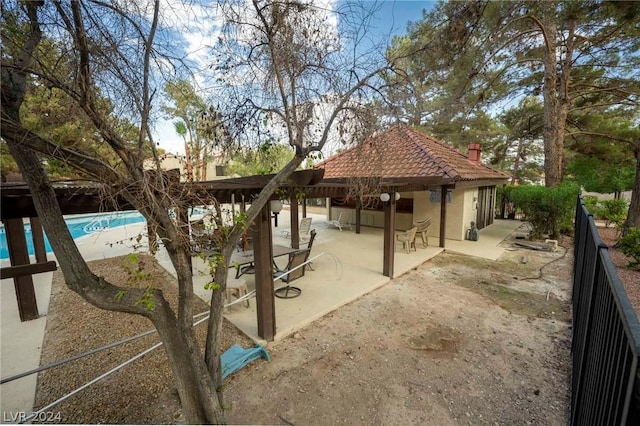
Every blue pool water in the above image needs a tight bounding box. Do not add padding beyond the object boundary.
[0,211,147,260]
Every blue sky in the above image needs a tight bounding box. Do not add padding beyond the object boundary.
[365,1,435,36]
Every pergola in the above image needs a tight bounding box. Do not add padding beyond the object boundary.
[0,170,454,339]
[1,126,509,340]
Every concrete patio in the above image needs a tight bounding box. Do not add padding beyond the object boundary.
[158,208,523,343]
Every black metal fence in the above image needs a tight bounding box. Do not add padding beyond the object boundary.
[571,196,640,425]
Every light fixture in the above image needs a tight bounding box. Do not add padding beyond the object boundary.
[395,192,401,201]
[270,200,283,227]
[379,193,390,202]
[270,199,283,213]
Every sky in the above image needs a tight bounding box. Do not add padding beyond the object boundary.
[153,0,436,155]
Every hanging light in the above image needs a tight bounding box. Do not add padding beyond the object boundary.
[270,199,283,213]
[379,193,390,202]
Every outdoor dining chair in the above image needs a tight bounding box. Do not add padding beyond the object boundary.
[413,217,431,247]
[299,217,313,243]
[306,229,317,271]
[274,248,311,299]
[396,227,418,254]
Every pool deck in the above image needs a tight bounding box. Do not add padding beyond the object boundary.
[0,213,523,419]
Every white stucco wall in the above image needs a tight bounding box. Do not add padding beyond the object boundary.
[412,188,479,241]
[328,187,482,241]
[329,206,413,230]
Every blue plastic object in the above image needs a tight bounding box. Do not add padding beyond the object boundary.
[221,344,271,379]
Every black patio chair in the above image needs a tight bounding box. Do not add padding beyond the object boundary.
[274,248,310,299]
[306,229,317,271]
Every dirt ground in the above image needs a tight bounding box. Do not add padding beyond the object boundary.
[34,233,574,425]
[224,240,573,425]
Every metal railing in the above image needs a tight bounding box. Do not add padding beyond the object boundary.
[571,196,640,425]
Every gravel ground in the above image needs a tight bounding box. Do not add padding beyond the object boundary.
[33,254,254,424]
[34,232,574,424]
[596,226,640,317]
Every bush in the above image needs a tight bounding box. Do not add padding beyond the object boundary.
[600,199,628,229]
[582,196,602,218]
[618,228,640,268]
[510,182,579,239]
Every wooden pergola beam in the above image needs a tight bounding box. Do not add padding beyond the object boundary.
[1,261,57,280]
[382,194,396,278]
[3,218,39,321]
[254,202,276,341]
[290,196,299,249]
[439,186,448,248]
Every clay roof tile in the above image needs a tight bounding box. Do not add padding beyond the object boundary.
[317,125,509,182]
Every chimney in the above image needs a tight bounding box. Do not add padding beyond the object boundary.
[467,144,481,162]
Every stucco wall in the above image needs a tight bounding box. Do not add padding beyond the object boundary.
[328,187,480,241]
[329,206,413,230]
[412,188,478,241]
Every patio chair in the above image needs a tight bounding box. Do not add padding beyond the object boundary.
[305,229,317,271]
[280,217,313,242]
[413,217,431,247]
[299,217,313,243]
[396,227,417,254]
[274,249,310,299]
[325,212,351,231]
[225,272,250,309]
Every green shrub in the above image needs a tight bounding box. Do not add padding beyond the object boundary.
[582,196,602,218]
[618,228,640,268]
[600,199,628,229]
[510,182,579,239]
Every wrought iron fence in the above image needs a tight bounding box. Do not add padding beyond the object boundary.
[571,196,640,425]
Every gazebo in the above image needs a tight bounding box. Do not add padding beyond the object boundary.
[317,124,510,241]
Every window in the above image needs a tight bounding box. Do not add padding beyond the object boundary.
[429,189,452,204]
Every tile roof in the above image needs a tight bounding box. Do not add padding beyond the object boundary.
[317,125,510,183]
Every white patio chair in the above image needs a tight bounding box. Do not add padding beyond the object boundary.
[299,217,313,243]
[325,212,351,231]
[396,227,417,254]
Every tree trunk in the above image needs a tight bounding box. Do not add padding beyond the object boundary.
[201,143,209,181]
[541,1,562,188]
[185,146,194,182]
[624,146,640,231]
[5,137,225,424]
[513,138,523,184]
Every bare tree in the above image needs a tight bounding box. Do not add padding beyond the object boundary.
[1,0,391,423]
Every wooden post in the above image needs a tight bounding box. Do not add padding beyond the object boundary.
[254,202,276,341]
[4,219,39,321]
[231,193,236,219]
[439,186,448,248]
[383,195,396,278]
[355,198,362,234]
[29,217,47,263]
[302,198,307,218]
[290,196,300,249]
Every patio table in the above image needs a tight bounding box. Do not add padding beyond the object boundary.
[230,244,299,278]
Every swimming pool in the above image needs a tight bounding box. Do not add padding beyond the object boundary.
[0,211,147,260]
